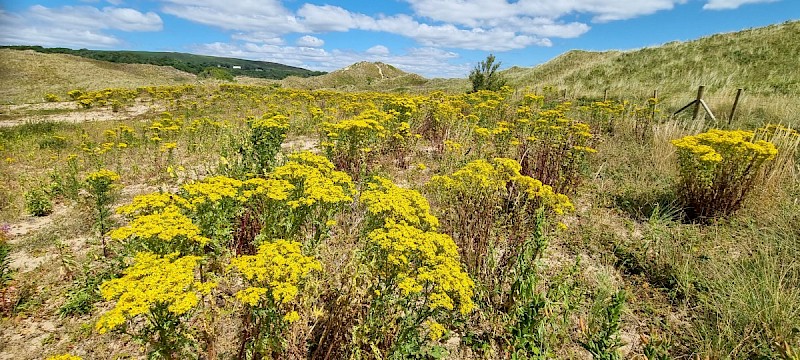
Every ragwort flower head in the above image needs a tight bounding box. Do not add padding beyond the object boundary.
[229,239,322,306]
[96,252,214,334]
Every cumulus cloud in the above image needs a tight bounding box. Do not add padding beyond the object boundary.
[151,1,583,51]
[296,35,324,47]
[404,0,688,24]
[160,0,304,33]
[0,5,162,48]
[193,41,470,78]
[366,45,390,56]
[231,32,285,45]
[703,0,778,10]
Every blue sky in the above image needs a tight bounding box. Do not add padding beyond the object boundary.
[0,0,797,77]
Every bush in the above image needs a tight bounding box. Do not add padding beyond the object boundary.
[469,54,506,93]
[24,187,53,216]
[672,129,778,220]
[44,93,60,102]
[67,90,83,100]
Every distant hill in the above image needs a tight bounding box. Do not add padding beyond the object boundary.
[0,49,196,104]
[279,62,429,91]
[502,20,800,97]
[1,46,326,80]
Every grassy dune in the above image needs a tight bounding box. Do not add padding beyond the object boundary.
[0,49,196,105]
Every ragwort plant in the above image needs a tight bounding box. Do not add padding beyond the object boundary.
[514,101,597,194]
[426,158,573,287]
[229,239,322,358]
[247,113,289,175]
[85,169,120,256]
[96,252,216,359]
[672,129,778,219]
[321,109,389,178]
[355,176,475,358]
[267,151,354,249]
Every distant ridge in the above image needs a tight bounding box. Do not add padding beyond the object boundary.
[0,46,326,80]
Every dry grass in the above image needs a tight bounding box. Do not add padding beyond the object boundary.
[0,49,197,105]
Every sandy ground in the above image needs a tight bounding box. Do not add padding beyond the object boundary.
[0,101,161,128]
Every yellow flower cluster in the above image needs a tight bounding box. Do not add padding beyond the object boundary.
[239,178,295,203]
[181,176,243,207]
[45,355,82,360]
[85,169,120,183]
[96,252,215,334]
[271,151,354,209]
[361,176,475,316]
[230,239,322,306]
[672,129,778,164]
[116,192,191,217]
[425,320,447,341]
[672,129,779,219]
[250,114,290,131]
[367,219,475,315]
[361,176,439,231]
[428,158,574,216]
[109,209,210,249]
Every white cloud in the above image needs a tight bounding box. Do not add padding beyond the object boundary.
[296,35,324,47]
[703,0,778,10]
[193,42,470,78]
[154,1,578,51]
[28,5,162,32]
[404,0,688,24]
[297,5,552,51]
[160,0,304,32]
[0,5,162,48]
[231,32,285,45]
[366,45,390,56]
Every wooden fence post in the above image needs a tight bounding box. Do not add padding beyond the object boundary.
[728,88,743,125]
[651,90,658,120]
[603,89,608,101]
[692,85,706,120]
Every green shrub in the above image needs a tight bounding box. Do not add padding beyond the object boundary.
[199,67,234,81]
[24,187,53,216]
[44,93,60,102]
[469,54,506,93]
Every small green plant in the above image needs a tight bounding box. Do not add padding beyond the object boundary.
[0,224,12,288]
[580,290,627,360]
[44,93,60,102]
[85,169,120,256]
[59,286,98,317]
[24,187,53,216]
[38,135,69,150]
[248,113,289,175]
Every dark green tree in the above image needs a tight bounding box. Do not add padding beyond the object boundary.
[469,54,506,92]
